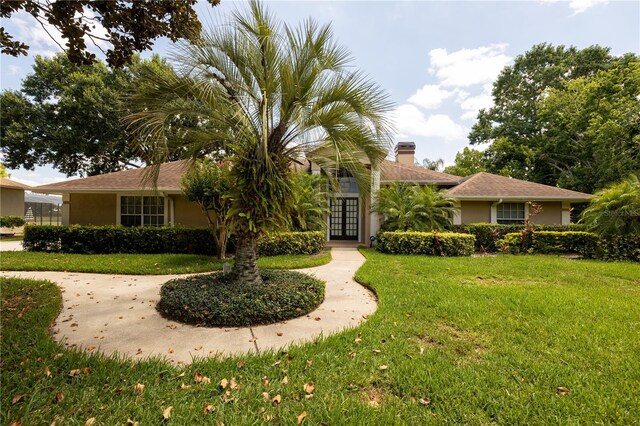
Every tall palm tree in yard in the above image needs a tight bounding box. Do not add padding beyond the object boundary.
[372,182,455,231]
[127,1,393,285]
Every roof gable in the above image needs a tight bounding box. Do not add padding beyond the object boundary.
[33,161,190,193]
[0,177,31,190]
[445,172,592,200]
[380,161,460,184]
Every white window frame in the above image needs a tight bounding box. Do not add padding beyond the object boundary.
[496,202,526,225]
[116,194,168,227]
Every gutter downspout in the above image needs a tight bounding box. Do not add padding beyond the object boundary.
[490,198,503,224]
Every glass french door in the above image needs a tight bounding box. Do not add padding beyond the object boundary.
[330,197,359,240]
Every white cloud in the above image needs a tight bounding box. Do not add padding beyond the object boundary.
[540,0,609,15]
[459,84,494,121]
[428,44,512,88]
[407,84,455,109]
[569,0,609,14]
[391,104,466,141]
[9,9,109,58]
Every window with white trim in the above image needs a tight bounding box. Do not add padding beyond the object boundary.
[120,196,165,227]
[497,203,525,224]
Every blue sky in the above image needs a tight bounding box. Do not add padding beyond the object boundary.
[1,0,639,186]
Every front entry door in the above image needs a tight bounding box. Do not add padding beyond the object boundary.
[330,197,359,240]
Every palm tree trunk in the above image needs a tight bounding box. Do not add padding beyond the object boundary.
[232,230,262,285]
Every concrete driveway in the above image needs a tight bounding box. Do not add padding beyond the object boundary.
[1,248,377,365]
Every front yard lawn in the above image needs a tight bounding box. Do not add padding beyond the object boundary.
[0,250,331,274]
[2,252,639,424]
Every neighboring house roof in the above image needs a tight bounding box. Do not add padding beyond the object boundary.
[0,177,31,190]
[33,161,190,193]
[445,172,592,201]
[380,160,460,185]
[25,192,62,204]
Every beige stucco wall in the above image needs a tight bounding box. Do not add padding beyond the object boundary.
[460,201,492,224]
[0,187,25,217]
[171,195,209,227]
[362,196,370,243]
[530,201,563,225]
[69,193,117,225]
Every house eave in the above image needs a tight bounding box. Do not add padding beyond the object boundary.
[449,196,592,202]
[31,188,183,195]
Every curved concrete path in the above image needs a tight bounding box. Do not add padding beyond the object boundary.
[1,248,376,364]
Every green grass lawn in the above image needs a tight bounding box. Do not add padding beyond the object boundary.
[0,250,332,274]
[2,252,639,424]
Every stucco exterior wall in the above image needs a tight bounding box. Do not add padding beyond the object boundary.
[171,195,209,227]
[530,201,563,225]
[460,201,492,224]
[69,193,117,225]
[0,188,25,217]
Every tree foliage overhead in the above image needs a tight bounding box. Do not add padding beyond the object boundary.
[1,0,219,67]
[469,43,639,193]
[127,1,393,285]
[443,147,486,177]
[0,53,175,177]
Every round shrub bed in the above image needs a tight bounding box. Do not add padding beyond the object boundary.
[157,270,325,327]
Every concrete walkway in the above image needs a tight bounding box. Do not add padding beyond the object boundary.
[1,248,377,364]
[0,240,23,251]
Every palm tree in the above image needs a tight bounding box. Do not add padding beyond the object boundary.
[126,1,393,285]
[581,174,640,235]
[372,182,455,231]
[289,173,330,232]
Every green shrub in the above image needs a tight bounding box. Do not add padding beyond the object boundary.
[258,231,325,256]
[376,231,475,256]
[0,216,26,228]
[498,231,638,262]
[450,223,587,252]
[23,225,216,255]
[593,235,640,262]
[157,270,325,326]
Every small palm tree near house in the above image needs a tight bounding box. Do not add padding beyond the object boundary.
[581,174,640,235]
[289,174,330,232]
[372,182,455,231]
[127,1,393,285]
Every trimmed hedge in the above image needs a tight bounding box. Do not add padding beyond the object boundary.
[158,270,325,326]
[0,216,26,228]
[450,223,587,252]
[593,235,640,262]
[23,226,326,256]
[258,231,325,256]
[499,231,598,255]
[499,231,639,262]
[23,225,216,255]
[376,231,475,256]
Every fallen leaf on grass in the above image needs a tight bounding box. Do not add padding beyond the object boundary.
[237,359,245,368]
[162,406,173,420]
[85,418,95,426]
[281,376,288,385]
[271,395,282,405]
[203,403,214,415]
[82,367,91,375]
[379,365,388,371]
[69,369,81,376]
[45,366,51,377]
[304,383,315,394]
[9,422,22,426]
[134,383,145,393]
[229,378,239,390]
[54,392,65,403]
[11,393,27,404]
[180,383,191,390]
[220,378,228,389]
[297,411,307,424]
[419,397,431,406]
[262,392,270,401]
[556,386,570,395]
[127,419,139,426]
[261,376,269,386]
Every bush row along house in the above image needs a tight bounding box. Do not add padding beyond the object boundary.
[33,142,592,244]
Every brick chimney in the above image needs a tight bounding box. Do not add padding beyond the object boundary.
[394,142,415,166]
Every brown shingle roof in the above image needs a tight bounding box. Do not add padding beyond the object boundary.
[445,172,592,200]
[380,160,460,184]
[33,161,190,193]
[0,177,31,190]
